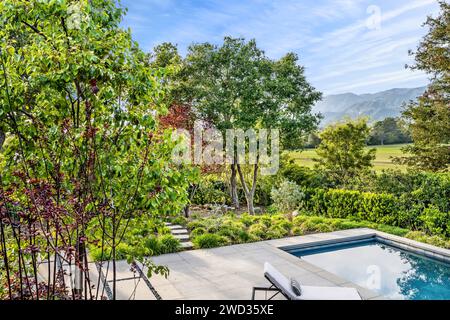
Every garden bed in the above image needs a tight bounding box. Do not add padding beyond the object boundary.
[170,212,450,251]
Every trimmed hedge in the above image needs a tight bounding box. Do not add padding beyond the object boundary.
[303,187,449,237]
[309,188,398,225]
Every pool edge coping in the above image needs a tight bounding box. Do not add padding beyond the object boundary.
[273,228,450,263]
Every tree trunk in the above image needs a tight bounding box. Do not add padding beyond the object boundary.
[0,130,5,151]
[184,184,198,218]
[246,193,255,215]
[183,205,190,218]
[236,162,258,215]
[230,164,239,209]
[73,236,85,299]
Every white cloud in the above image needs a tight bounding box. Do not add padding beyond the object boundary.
[121,0,441,94]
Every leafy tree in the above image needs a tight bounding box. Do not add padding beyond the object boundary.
[305,131,321,148]
[149,42,182,70]
[0,0,192,300]
[369,117,411,145]
[395,1,450,171]
[314,119,376,186]
[179,37,321,214]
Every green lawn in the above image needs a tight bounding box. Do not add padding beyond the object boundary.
[288,144,410,171]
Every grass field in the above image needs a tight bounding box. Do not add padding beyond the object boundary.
[288,144,410,171]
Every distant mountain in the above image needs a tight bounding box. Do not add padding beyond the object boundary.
[314,87,426,126]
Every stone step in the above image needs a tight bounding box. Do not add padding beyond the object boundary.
[173,234,190,242]
[167,224,185,230]
[171,229,189,235]
[180,241,194,250]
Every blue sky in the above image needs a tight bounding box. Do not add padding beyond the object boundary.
[119,0,440,95]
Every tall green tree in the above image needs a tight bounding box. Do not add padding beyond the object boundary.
[0,0,191,299]
[369,117,411,145]
[314,118,376,186]
[179,37,321,214]
[395,1,450,172]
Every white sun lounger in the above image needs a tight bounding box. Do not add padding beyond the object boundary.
[252,262,362,300]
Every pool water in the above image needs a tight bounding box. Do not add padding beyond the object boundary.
[287,239,450,300]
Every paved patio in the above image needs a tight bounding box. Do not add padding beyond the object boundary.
[143,228,386,300]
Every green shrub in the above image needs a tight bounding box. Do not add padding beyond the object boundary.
[292,215,310,226]
[405,231,450,249]
[271,180,305,213]
[265,205,279,215]
[302,220,333,233]
[267,225,290,238]
[191,227,207,237]
[218,225,242,242]
[292,216,336,233]
[396,194,423,229]
[171,216,188,226]
[157,226,172,235]
[307,188,398,225]
[89,247,112,261]
[145,236,161,255]
[254,176,276,206]
[375,224,409,237]
[159,234,181,254]
[329,219,365,230]
[271,216,293,232]
[180,210,449,252]
[193,233,228,249]
[237,230,254,243]
[187,220,207,230]
[259,215,272,228]
[419,205,450,237]
[115,243,132,260]
[363,171,450,212]
[240,213,257,227]
[280,156,329,188]
[292,226,305,236]
[191,180,227,205]
[248,223,267,240]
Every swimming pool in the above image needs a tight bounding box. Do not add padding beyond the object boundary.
[287,238,450,300]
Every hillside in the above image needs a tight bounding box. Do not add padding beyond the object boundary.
[314,87,426,125]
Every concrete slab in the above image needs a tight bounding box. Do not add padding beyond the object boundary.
[180,242,194,249]
[104,260,139,282]
[114,278,158,300]
[146,228,381,300]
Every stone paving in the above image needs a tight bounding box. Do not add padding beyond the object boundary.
[144,228,386,300]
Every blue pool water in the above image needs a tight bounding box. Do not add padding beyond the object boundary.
[287,239,450,300]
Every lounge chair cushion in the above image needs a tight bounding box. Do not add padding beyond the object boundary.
[300,285,361,300]
[264,262,299,300]
[290,278,302,296]
[264,262,362,300]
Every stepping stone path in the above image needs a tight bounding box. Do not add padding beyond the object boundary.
[165,222,193,250]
